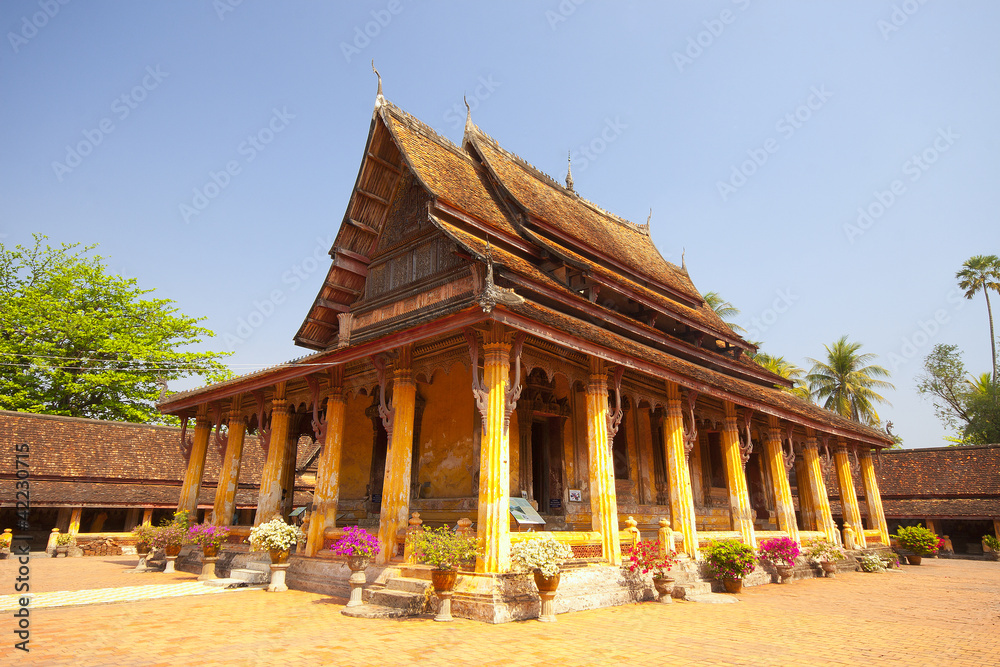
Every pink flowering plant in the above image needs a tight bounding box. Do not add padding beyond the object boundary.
[624,539,679,579]
[150,522,186,549]
[187,523,230,549]
[331,525,379,559]
[757,537,800,568]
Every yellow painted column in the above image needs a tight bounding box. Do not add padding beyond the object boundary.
[476,325,513,574]
[306,374,346,557]
[585,357,621,565]
[795,457,816,531]
[720,402,755,547]
[279,419,300,521]
[178,404,212,516]
[858,448,889,546]
[376,347,416,566]
[689,431,705,508]
[68,508,82,534]
[256,383,290,525]
[664,382,699,558]
[141,509,153,526]
[834,441,867,549]
[213,398,246,526]
[764,417,799,543]
[802,436,838,543]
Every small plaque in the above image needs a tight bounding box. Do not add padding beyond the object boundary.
[549,498,562,510]
[509,497,546,525]
[569,489,582,502]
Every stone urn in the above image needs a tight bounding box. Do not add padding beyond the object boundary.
[431,569,458,622]
[652,576,675,604]
[820,561,837,577]
[775,564,794,584]
[345,555,371,607]
[906,555,922,566]
[267,548,291,592]
[134,543,151,571]
[722,577,743,594]
[533,569,561,622]
[198,544,219,581]
[55,545,69,558]
[163,543,181,573]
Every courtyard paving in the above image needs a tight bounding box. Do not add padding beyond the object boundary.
[1,554,997,666]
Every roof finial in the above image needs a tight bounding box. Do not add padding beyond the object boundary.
[565,150,574,192]
[646,208,652,230]
[464,94,474,133]
[681,248,687,272]
[371,60,383,105]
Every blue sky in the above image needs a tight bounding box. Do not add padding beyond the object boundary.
[2,1,997,447]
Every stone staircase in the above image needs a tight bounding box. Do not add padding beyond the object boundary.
[341,565,433,619]
[229,560,271,586]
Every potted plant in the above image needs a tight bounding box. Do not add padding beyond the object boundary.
[131,524,155,556]
[757,537,800,584]
[510,535,575,621]
[858,553,890,573]
[187,523,230,558]
[624,539,679,603]
[983,534,1000,561]
[412,525,480,622]
[151,523,186,557]
[249,517,304,564]
[0,529,12,559]
[55,532,73,557]
[703,539,756,593]
[895,525,939,565]
[331,526,380,607]
[805,540,846,576]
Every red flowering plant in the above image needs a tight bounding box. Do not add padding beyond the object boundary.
[757,537,800,568]
[187,523,230,550]
[331,525,380,560]
[624,539,679,580]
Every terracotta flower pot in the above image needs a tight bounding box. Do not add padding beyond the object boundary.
[164,544,181,557]
[431,569,458,592]
[775,564,794,583]
[203,544,218,558]
[532,570,561,593]
[533,569,561,622]
[906,555,922,566]
[269,548,289,564]
[722,577,743,594]
[136,542,151,556]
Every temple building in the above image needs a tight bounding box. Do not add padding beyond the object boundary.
[157,82,894,612]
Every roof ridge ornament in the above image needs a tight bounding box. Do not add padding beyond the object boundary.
[565,151,575,192]
[478,240,525,313]
[681,248,687,272]
[372,60,384,108]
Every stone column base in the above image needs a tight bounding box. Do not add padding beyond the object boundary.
[198,556,218,581]
[268,563,290,592]
[164,556,177,573]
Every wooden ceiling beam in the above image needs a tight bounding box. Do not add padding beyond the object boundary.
[305,317,337,330]
[366,151,402,174]
[315,298,350,313]
[356,188,389,206]
[347,218,379,235]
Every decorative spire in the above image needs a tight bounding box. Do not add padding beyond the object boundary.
[681,248,687,272]
[565,151,574,192]
[464,94,474,134]
[371,60,384,107]
[645,208,652,230]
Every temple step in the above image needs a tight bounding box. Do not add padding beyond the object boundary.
[229,567,269,584]
[672,580,713,599]
[385,576,433,594]
[341,603,416,619]
[202,577,257,589]
[367,588,429,613]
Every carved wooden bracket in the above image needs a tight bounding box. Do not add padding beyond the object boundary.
[738,409,754,464]
[464,329,489,437]
[682,390,699,459]
[503,331,526,437]
[781,423,796,474]
[818,434,832,472]
[252,389,271,457]
[371,354,395,443]
[850,445,861,476]
[305,375,328,446]
[178,416,193,463]
[605,365,625,444]
[211,403,228,459]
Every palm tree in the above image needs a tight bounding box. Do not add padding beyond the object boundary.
[806,336,894,426]
[967,371,994,397]
[755,352,810,400]
[702,291,746,334]
[956,254,1000,383]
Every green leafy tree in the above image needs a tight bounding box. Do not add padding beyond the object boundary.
[806,336,893,426]
[915,344,999,445]
[754,352,810,400]
[0,235,232,423]
[702,291,747,334]
[956,254,1000,383]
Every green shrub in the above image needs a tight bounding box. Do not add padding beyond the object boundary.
[703,539,756,580]
[895,525,939,556]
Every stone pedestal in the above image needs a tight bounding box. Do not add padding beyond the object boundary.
[537,591,557,622]
[434,591,454,622]
[198,556,218,581]
[268,563,290,592]
[347,563,368,607]
[133,555,149,572]
[164,555,177,573]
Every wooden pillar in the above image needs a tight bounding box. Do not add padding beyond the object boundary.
[688,428,705,508]
[834,441,866,548]
[376,346,416,566]
[859,448,889,545]
[802,435,838,544]
[178,404,212,516]
[279,418,300,520]
[664,382,699,558]
[141,509,153,526]
[636,406,655,505]
[475,325,515,574]
[256,383,290,525]
[764,417,799,543]
[517,403,533,501]
[721,402,755,547]
[213,396,246,526]
[68,508,82,534]
[306,369,346,557]
[795,456,816,531]
[585,357,621,565]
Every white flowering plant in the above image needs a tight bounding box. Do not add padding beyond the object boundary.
[510,536,574,577]
[249,518,304,552]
